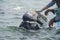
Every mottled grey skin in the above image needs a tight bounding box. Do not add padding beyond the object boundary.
[19,11,47,30]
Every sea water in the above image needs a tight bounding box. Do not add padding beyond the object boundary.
[0,0,60,40]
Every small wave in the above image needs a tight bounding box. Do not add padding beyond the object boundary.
[55,29,60,35]
[0,12,5,14]
[10,17,22,19]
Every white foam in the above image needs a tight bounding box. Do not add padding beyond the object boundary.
[13,6,23,10]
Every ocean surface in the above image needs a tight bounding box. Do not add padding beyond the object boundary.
[0,0,60,40]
